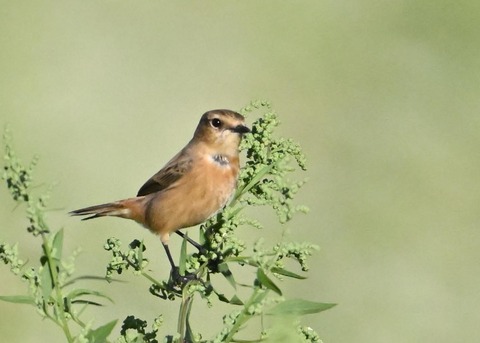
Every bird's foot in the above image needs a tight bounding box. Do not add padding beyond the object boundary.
[170,267,198,287]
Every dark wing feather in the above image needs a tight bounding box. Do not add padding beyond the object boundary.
[137,150,193,196]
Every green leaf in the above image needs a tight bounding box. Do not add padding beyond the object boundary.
[224,256,253,264]
[199,227,206,246]
[229,294,244,305]
[51,228,64,261]
[211,287,244,305]
[212,288,230,303]
[225,205,244,221]
[39,265,53,300]
[179,232,188,276]
[0,295,35,305]
[62,275,112,287]
[271,267,307,279]
[67,288,114,304]
[268,299,336,316]
[137,240,144,271]
[238,164,274,197]
[218,263,237,290]
[86,319,117,343]
[71,299,103,306]
[256,268,282,296]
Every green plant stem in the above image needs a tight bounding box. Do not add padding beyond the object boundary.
[140,270,164,287]
[40,232,74,343]
[178,291,194,343]
[224,288,268,343]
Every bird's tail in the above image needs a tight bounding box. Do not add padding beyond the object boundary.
[69,200,133,221]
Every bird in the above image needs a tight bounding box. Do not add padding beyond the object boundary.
[70,109,250,280]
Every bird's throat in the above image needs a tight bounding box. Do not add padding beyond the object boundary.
[211,154,230,166]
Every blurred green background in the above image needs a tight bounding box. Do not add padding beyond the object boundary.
[1,1,480,342]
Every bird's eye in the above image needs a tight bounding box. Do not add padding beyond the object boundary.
[211,118,222,128]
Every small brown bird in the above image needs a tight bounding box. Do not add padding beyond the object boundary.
[70,109,250,277]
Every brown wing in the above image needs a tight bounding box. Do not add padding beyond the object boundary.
[137,150,193,196]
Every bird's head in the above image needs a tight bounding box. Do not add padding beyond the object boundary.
[193,109,250,154]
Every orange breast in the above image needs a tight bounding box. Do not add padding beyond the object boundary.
[144,155,239,243]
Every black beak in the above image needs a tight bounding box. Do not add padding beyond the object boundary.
[232,124,250,134]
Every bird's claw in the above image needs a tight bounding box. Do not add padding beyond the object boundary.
[170,267,198,286]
